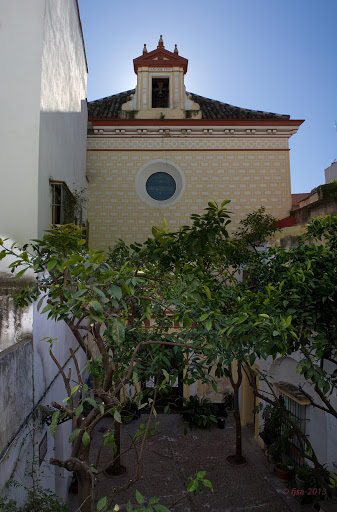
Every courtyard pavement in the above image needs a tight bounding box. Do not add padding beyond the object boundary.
[68,414,318,512]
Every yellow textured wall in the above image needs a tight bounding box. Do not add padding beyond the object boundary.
[87,137,291,249]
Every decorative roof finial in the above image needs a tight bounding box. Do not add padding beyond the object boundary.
[157,35,164,48]
[174,44,178,54]
[143,44,147,54]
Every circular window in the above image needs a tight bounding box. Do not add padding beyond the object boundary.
[146,172,176,201]
[135,160,185,208]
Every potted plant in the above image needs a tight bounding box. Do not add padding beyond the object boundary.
[275,462,291,483]
[266,442,283,466]
[259,403,284,447]
[295,466,319,504]
[181,395,217,429]
[223,392,234,417]
[295,465,316,489]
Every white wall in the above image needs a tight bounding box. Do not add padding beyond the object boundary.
[325,161,337,184]
[257,354,337,472]
[38,0,88,236]
[0,0,88,503]
[0,0,45,243]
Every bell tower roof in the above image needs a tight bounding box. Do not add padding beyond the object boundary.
[133,36,188,74]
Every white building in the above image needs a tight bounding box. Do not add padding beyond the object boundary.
[325,161,337,184]
[0,0,88,504]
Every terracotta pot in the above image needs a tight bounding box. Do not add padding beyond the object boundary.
[275,465,290,483]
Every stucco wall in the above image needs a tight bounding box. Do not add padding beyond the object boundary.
[0,0,87,243]
[0,0,45,242]
[0,274,33,353]
[38,0,88,237]
[325,161,337,184]
[0,0,88,501]
[0,339,33,454]
[257,355,337,472]
[87,140,291,248]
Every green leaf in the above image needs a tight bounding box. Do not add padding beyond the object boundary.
[112,319,125,343]
[37,296,44,312]
[93,286,107,301]
[70,384,80,396]
[47,259,57,271]
[329,477,336,487]
[202,479,214,492]
[148,497,159,506]
[108,285,122,300]
[87,397,97,408]
[97,496,107,511]
[197,471,207,479]
[100,405,104,416]
[211,382,218,393]
[75,404,84,418]
[162,369,170,382]
[42,303,53,314]
[15,268,28,278]
[199,313,210,322]
[126,501,133,512]
[204,286,211,299]
[89,464,98,474]
[205,319,212,331]
[73,289,87,299]
[154,505,171,512]
[69,428,81,443]
[187,480,199,493]
[114,410,122,423]
[50,411,60,438]
[135,490,144,505]
[89,300,104,313]
[82,431,90,447]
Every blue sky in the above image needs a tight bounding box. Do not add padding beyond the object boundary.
[78,0,337,194]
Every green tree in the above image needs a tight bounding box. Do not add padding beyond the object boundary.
[135,203,278,465]
[0,226,208,512]
[233,215,337,488]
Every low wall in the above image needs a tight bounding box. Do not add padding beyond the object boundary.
[0,272,33,353]
[0,339,33,455]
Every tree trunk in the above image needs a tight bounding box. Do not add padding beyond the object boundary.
[104,420,124,476]
[77,472,93,512]
[226,361,246,466]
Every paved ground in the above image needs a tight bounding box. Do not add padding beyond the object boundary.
[68,414,318,512]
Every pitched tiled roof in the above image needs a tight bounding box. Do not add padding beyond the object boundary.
[88,89,289,120]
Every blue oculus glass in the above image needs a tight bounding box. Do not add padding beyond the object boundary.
[146,172,176,201]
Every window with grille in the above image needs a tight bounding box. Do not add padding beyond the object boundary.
[51,181,75,225]
[275,382,310,466]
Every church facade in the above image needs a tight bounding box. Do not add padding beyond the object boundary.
[87,37,303,248]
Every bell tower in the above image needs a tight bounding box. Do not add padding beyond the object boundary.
[122,36,201,119]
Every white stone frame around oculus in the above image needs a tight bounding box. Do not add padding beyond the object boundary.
[134,159,186,208]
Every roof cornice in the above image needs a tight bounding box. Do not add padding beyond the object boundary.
[133,47,188,74]
[90,118,304,128]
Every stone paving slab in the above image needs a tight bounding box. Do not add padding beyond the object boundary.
[68,414,317,512]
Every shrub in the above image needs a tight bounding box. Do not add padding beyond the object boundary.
[181,395,217,428]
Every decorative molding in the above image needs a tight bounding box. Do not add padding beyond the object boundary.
[134,159,185,208]
[87,136,289,151]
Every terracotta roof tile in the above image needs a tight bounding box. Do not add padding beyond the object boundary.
[88,89,290,121]
[291,193,310,210]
